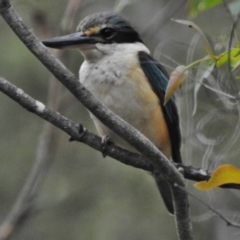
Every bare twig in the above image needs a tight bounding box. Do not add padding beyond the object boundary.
[226,9,240,96]
[174,183,240,229]
[1,76,240,188]
[1,74,240,238]
[141,0,185,41]
[0,0,179,187]
[228,16,239,73]
[0,1,83,239]
[60,0,82,32]
[222,0,235,22]
[0,122,55,240]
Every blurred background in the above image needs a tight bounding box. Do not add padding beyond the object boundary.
[0,0,240,239]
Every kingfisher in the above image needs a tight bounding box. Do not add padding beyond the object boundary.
[42,12,182,215]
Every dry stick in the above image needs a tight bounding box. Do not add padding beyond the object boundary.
[0,1,193,240]
[221,0,240,96]
[0,76,156,171]
[227,13,240,94]
[0,122,55,240]
[0,76,153,171]
[174,183,240,229]
[1,76,240,236]
[141,0,185,40]
[0,75,239,191]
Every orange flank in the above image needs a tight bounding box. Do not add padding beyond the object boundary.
[148,104,171,159]
[126,56,171,159]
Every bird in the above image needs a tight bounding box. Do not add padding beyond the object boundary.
[42,12,182,215]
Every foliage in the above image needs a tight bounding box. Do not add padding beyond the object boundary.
[170,14,240,190]
[169,19,240,116]
[187,0,240,17]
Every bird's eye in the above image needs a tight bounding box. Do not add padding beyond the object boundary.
[101,28,115,39]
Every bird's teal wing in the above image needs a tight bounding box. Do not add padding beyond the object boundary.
[138,51,182,163]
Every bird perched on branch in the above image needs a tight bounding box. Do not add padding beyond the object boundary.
[42,12,182,214]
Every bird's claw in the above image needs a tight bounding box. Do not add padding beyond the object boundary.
[101,135,112,158]
[69,124,86,142]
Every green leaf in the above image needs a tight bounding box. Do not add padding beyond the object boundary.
[216,48,240,68]
[187,0,223,17]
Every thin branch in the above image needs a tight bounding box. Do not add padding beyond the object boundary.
[0,123,55,240]
[0,0,183,190]
[0,1,84,239]
[0,2,193,240]
[175,183,240,229]
[0,76,239,192]
[141,0,185,40]
[222,0,235,22]
[0,1,168,173]
[60,0,82,32]
[0,76,154,172]
[226,11,240,95]
[1,74,240,238]
[175,163,240,190]
[0,76,240,192]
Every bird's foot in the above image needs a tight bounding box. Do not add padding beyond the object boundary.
[101,135,112,158]
[69,124,86,142]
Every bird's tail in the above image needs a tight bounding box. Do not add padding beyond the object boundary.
[154,176,174,215]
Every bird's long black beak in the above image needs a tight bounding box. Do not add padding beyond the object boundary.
[42,32,102,49]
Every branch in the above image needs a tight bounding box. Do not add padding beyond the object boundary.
[0,1,193,240]
[0,0,183,192]
[0,1,84,239]
[0,122,56,240]
[227,12,239,91]
[175,184,240,229]
[175,163,240,190]
[0,76,154,173]
[1,75,240,191]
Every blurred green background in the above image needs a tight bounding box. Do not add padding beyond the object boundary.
[0,0,240,239]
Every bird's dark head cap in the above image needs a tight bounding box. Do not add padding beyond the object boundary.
[77,12,143,44]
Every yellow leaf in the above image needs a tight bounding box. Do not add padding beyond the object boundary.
[194,164,240,190]
[164,65,188,105]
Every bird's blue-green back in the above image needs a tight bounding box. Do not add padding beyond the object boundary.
[138,51,182,163]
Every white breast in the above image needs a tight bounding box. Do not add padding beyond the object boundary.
[79,42,166,152]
